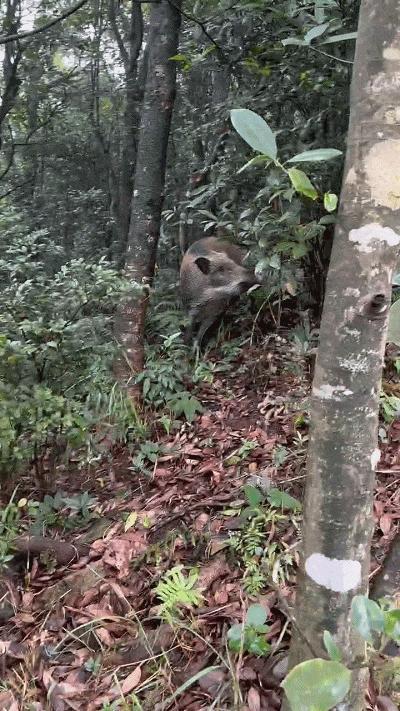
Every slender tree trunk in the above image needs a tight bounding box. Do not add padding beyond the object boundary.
[286,2,400,708]
[115,0,181,395]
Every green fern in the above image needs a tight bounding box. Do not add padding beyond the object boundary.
[155,565,203,616]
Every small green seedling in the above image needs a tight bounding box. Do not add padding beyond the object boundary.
[228,603,271,656]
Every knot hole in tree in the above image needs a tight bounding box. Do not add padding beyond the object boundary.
[364,293,389,319]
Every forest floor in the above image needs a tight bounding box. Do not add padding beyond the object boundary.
[1,339,400,711]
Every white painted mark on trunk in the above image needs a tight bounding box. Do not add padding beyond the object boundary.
[349,224,400,252]
[305,553,361,593]
[313,384,353,400]
[371,448,381,469]
[383,47,400,61]
[364,140,400,209]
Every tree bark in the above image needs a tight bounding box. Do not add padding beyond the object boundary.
[286,2,400,709]
[108,0,144,262]
[0,0,21,151]
[115,0,181,395]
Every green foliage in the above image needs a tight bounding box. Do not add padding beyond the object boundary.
[155,565,203,618]
[380,392,400,423]
[230,485,300,593]
[283,595,400,710]
[230,108,340,203]
[0,212,140,481]
[132,441,167,474]
[273,444,289,467]
[230,108,277,159]
[287,167,318,200]
[227,603,271,656]
[282,659,351,711]
[387,297,400,346]
[323,630,343,663]
[0,490,27,569]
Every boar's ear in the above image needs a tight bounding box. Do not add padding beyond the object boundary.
[194,256,211,274]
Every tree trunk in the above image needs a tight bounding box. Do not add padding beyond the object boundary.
[108,0,144,263]
[286,1,400,708]
[115,0,181,395]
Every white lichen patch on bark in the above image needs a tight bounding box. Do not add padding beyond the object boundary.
[345,166,357,184]
[349,223,400,252]
[364,140,400,209]
[385,107,400,124]
[370,448,381,469]
[313,384,353,400]
[337,354,370,373]
[342,326,361,339]
[344,287,361,297]
[305,553,362,593]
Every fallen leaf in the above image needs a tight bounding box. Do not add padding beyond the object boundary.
[124,511,138,531]
[380,513,392,536]
[248,686,261,711]
[121,665,141,694]
[198,668,225,697]
[0,690,18,710]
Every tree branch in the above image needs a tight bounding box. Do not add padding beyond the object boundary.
[0,0,90,45]
[166,0,227,63]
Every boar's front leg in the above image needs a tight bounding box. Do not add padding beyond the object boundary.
[195,314,220,350]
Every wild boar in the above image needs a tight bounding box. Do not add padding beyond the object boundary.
[180,236,259,348]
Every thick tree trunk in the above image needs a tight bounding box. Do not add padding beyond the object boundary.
[115,0,181,395]
[286,2,400,709]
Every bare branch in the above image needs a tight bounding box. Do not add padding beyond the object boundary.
[166,0,227,63]
[0,0,90,45]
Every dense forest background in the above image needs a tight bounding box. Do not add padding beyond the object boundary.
[1,1,400,710]
[0,0,359,475]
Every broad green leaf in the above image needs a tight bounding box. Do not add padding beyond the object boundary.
[387,299,400,346]
[227,623,243,650]
[244,484,264,508]
[282,659,351,711]
[248,636,271,655]
[169,54,187,61]
[319,215,337,225]
[323,630,343,662]
[237,154,272,174]
[320,32,358,45]
[246,603,267,627]
[282,37,305,46]
[324,193,338,212]
[384,609,400,643]
[287,149,342,163]
[351,595,385,643]
[267,488,302,511]
[227,623,243,641]
[392,273,400,286]
[230,109,277,159]
[288,168,318,200]
[304,23,330,44]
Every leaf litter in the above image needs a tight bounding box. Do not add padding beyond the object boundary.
[0,342,398,710]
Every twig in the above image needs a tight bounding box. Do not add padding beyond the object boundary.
[166,0,228,64]
[0,0,90,45]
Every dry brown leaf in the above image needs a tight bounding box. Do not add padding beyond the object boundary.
[0,690,18,711]
[380,513,393,536]
[247,686,261,711]
[198,669,225,698]
[120,665,142,694]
